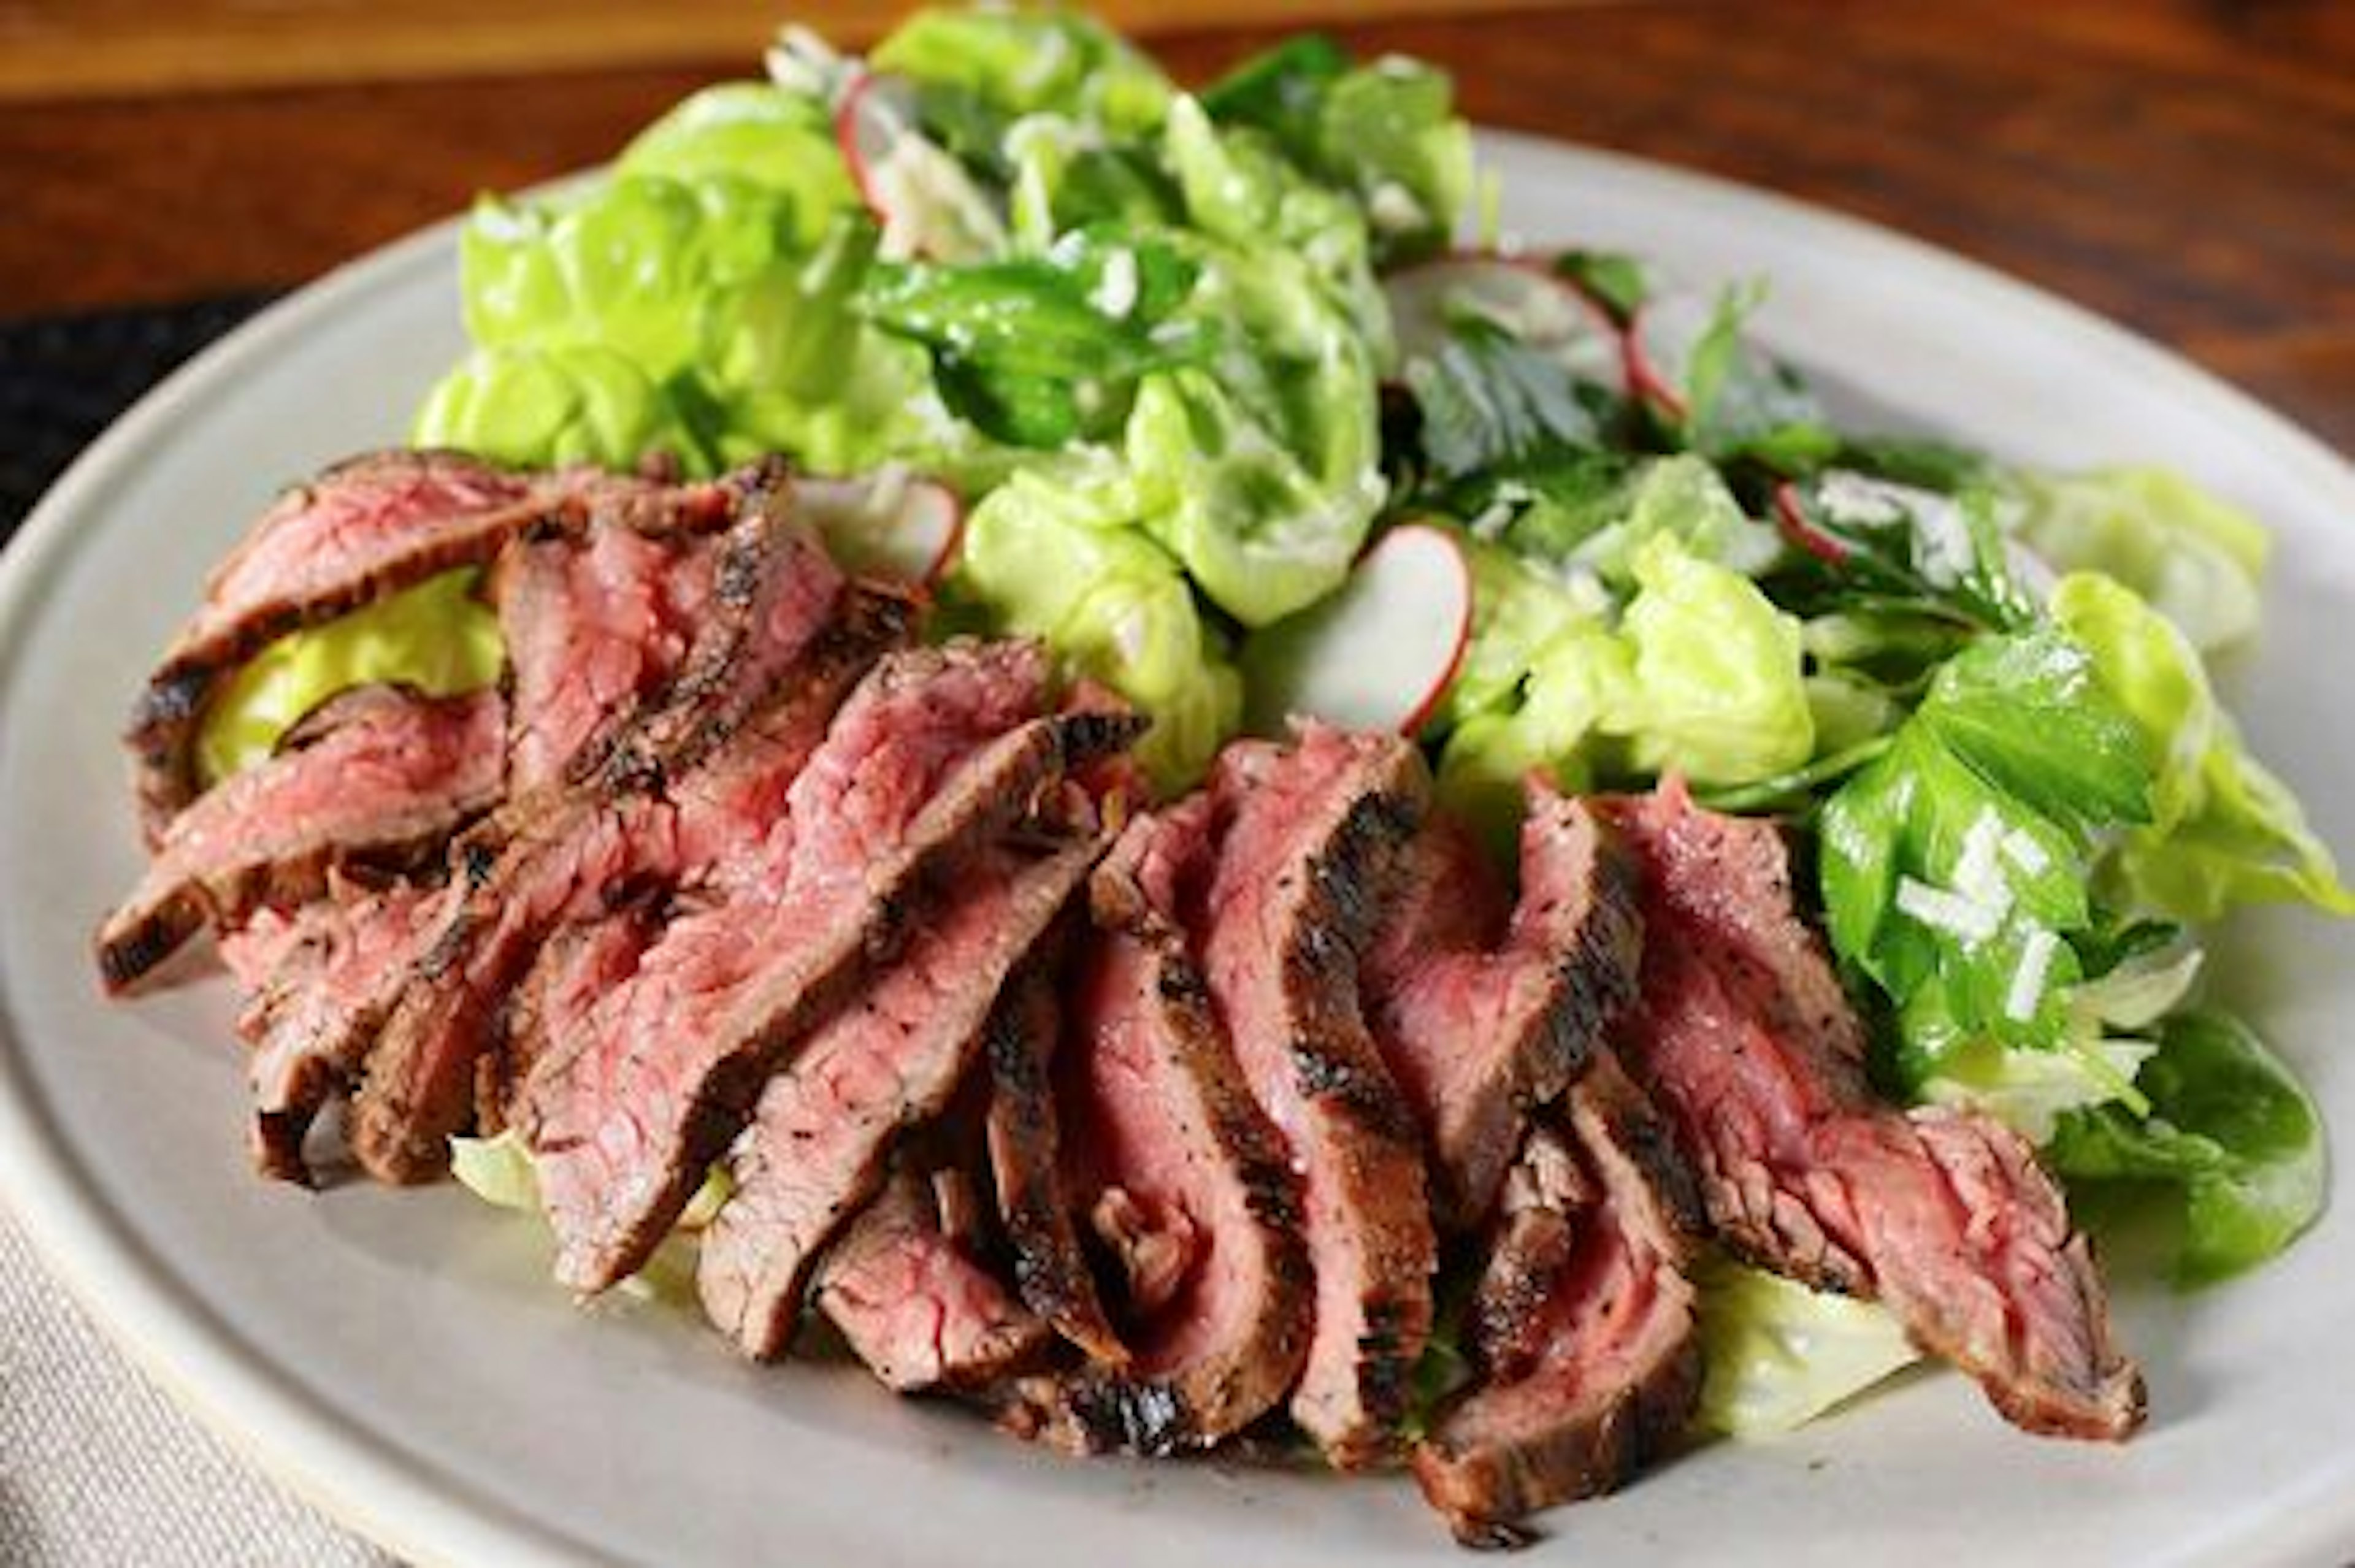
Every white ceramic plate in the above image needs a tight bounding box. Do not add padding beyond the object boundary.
[4,132,2353,1568]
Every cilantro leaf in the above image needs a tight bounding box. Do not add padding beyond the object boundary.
[1403,318,1601,480]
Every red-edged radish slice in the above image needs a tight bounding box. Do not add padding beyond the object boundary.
[1242,522,1474,737]
[1626,284,1739,421]
[833,71,1006,262]
[1384,253,1625,391]
[1771,480,1850,567]
[1623,298,1690,421]
[794,468,965,586]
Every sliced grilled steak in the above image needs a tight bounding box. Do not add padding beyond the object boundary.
[524,643,1143,1293]
[1412,1052,1706,1548]
[98,686,504,993]
[1001,801,1311,1455]
[494,522,720,793]
[984,960,1127,1366]
[816,1165,1051,1393]
[479,904,661,1138]
[218,878,454,1182]
[593,473,860,798]
[1363,787,1644,1230]
[1197,725,1433,1467]
[697,814,1108,1361]
[1604,780,2146,1441]
[1465,1122,1592,1383]
[125,452,732,841]
[344,508,885,1185]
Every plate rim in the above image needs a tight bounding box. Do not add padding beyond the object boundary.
[1,129,2350,1568]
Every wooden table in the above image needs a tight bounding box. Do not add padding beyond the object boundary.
[1,0,2351,453]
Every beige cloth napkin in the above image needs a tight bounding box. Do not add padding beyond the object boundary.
[0,1207,394,1567]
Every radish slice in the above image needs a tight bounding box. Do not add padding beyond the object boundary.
[833,71,1006,263]
[1626,292,1708,420]
[793,468,964,586]
[1243,523,1474,736]
[1384,253,1625,391]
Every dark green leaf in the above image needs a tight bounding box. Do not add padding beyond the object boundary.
[1050,147,1182,232]
[1919,632,2154,836]
[857,232,1213,447]
[1403,319,1601,480]
[2051,1009,2326,1283]
[1818,627,2156,1072]
[1199,33,1349,150]
[913,81,1019,184]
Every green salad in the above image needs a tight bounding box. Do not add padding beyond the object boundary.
[224,6,2346,1437]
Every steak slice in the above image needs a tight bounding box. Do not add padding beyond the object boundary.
[696,813,1108,1361]
[815,1165,1051,1394]
[479,903,662,1138]
[126,451,732,841]
[1412,1052,1706,1548]
[218,878,454,1182]
[524,643,1143,1293]
[494,521,720,793]
[1463,1122,1593,1385]
[1196,725,1433,1467]
[593,471,860,798]
[1604,779,2146,1441]
[984,958,1127,1366]
[1364,787,1644,1230]
[98,685,504,993]
[343,507,885,1185]
[1001,801,1311,1455]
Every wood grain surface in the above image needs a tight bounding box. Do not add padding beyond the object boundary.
[1,0,2349,451]
[0,0,1562,102]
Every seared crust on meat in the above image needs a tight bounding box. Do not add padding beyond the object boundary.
[697,814,1109,1361]
[1001,805,1313,1456]
[1412,1052,1705,1548]
[124,452,740,843]
[1365,787,1645,1232]
[1200,728,1434,1467]
[984,956,1128,1367]
[343,497,900,1185]
[98,686,504,993]
[527,649,1144,1292]
[1604,779,2145,1442]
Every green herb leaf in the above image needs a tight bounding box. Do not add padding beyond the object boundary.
[2050,1008,2326,1283]
[1404,319,1599,480]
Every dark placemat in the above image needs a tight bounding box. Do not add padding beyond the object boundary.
[1,291,280,542]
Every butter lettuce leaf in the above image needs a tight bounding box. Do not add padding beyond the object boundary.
[873,8,1174,134]
[461,175,808,380]
[2015,468,2269,652]
[2053,571,2355,922]
[413,343,711,473]
[1202,38,1471,264]
[615,81,859,243]
[958,455,1240,788]
[1433,535,1807,835]
[2050,1008,2326,1283]
[1608,535,1813,786]
[196,572,504,786]
[1696,1255,1920,1437]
